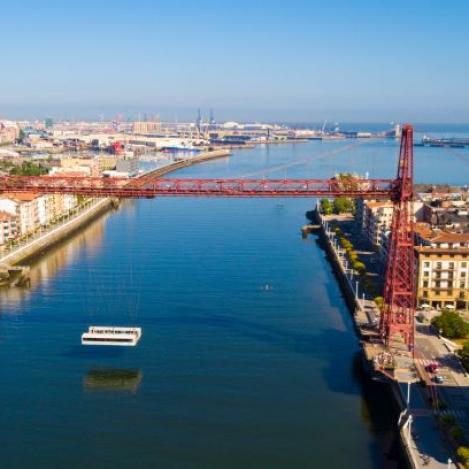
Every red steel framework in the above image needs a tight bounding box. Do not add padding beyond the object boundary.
[379,125,416,350]
[0,176,396,199]
[0,125,416,350]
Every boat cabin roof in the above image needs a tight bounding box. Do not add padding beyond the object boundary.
[87,326,140,335]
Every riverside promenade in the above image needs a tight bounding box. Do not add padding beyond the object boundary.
[0,198,116,267]
[312,206,456,469]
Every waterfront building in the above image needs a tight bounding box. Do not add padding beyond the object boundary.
[97,155,117,171]
[0,192,78,239]
[415,223,469,310]
[0,193,41,236]
[116,157,139,176]
[50,166,93,177]
[132,121,161,135]
[59,157,101,177]
[0,211,18,245]
[356,198,423,256]
[358,200,395,249]
[37,195,49,226]
[39,194,77,225]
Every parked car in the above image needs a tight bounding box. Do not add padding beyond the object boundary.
[432,375,444,384]
[425,362,439,373]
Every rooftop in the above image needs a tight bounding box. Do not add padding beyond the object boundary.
[2,192,42,202]
[415,223,469,244]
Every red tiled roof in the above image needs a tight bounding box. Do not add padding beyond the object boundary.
[5,192,41,202]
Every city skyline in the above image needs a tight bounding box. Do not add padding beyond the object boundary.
[1,0,469,122]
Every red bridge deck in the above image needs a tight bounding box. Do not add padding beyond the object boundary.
[0,176,396,199]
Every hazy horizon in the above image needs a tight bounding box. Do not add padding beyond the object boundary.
[1,1,469,123]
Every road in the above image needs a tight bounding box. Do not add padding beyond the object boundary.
[415,323,469,438]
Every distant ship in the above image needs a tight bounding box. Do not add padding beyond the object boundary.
[158,138,201,153]
[421,135,469,148]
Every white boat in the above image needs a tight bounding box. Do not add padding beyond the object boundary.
[81,326,142,346]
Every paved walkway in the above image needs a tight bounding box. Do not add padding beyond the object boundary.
[402,381,456,469]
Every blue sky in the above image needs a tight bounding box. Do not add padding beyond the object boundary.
[1,0,469,122]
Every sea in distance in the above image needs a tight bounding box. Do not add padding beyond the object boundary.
[1,123,469,468]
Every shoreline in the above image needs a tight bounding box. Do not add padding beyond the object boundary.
[311,207,425,469]
[0,148,231,270]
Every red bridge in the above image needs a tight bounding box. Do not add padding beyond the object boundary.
[0,176,396,199]
[0,125,417,352]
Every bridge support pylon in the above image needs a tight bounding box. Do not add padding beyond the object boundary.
[380,124,416,353]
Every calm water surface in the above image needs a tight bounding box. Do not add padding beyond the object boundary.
[1,139,468,468]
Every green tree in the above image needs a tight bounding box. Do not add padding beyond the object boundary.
[431,310,469,339]
[374,296,384,310]
[333,197,353,214]
[459,342,469,371]
[320,198,333,215]
[354,261,366,276]
[450,425,464,442]
[17,128,26,143]
[457,446,469,464]
[440,414,456,427]
[10,161,48,176]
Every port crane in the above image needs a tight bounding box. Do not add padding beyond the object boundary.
[0,125,417,352]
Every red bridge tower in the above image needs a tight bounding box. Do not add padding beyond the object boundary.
[380,124,416,351]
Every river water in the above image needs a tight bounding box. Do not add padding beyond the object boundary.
[1,135,468,468]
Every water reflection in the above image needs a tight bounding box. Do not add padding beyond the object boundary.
[0,210,109,309]
[30,213,107,285]
[83,368,142,393]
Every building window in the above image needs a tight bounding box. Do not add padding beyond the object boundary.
[424,261,430,268]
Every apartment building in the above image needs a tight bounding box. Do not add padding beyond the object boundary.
[0,192,78,243]
[0,211,18,245]
[415,224,469,310]
[356,198,423,257]
[0,193,41,236]
[361,200,394,247]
